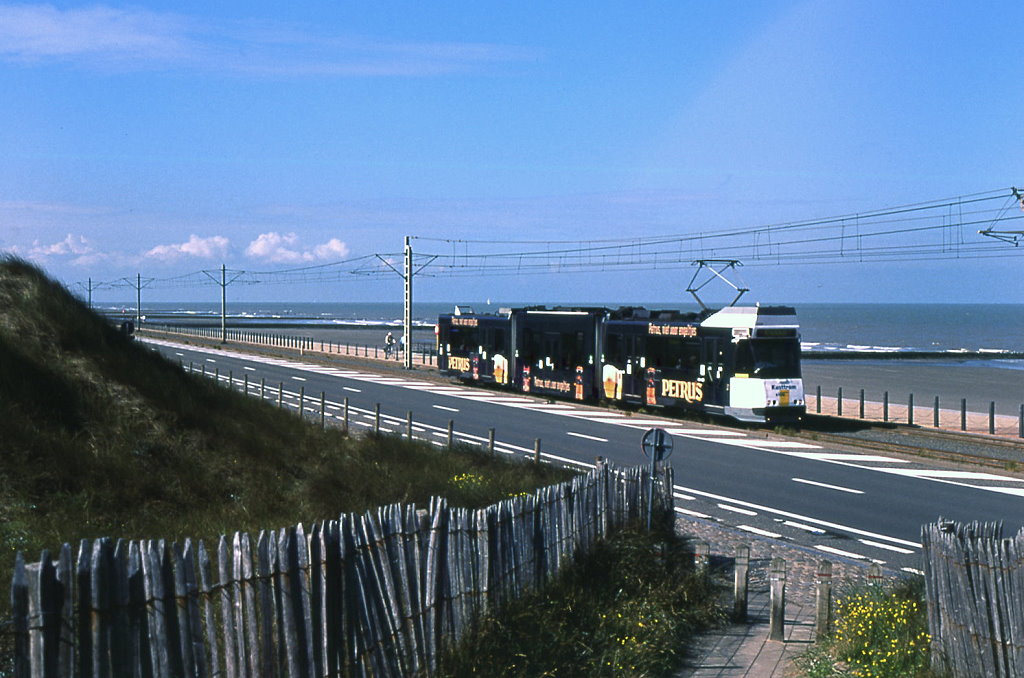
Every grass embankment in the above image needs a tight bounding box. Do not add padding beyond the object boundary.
[0,257,724,676]
[0,257,571,601]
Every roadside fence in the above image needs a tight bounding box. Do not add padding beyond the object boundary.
[921,520,1024,677]
[142,323,438,367]
[10,462,673,678]
[811,385,1024,439]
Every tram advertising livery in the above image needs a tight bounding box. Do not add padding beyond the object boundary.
[436,304,805,424]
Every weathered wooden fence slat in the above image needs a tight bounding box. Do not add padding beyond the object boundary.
[11,462,670,678]
[922,520,1024,678]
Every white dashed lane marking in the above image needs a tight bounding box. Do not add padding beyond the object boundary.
[792,478,864,494]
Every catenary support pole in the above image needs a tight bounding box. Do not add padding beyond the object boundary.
[404,235,413,370]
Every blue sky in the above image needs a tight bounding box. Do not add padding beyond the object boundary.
[1,1,1022,305]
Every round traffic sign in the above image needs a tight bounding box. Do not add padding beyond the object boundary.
[641,427,674,461]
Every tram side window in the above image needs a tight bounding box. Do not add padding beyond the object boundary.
[604,331,624,365]
[450,326,479,353]
[522,328,540,365]
[648,336,700,376]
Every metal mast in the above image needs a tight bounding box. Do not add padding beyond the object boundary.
[404,236,413,369]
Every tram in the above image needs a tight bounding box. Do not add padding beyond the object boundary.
[436,304,805,424]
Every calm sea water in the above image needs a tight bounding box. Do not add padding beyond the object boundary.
[104,301,1024,354]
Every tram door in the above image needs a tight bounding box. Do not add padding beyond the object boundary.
[700,337,723,406]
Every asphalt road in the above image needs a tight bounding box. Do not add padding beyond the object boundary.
[146,337,1024,574]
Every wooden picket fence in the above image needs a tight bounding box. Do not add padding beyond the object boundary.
[921,520,1024,677]
[10,462,672,678]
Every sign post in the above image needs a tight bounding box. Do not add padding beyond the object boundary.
[640,427,674,530]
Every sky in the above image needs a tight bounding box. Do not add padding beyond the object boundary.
[1,0,1022,306]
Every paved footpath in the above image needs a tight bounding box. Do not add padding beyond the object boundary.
[672,517,884,678]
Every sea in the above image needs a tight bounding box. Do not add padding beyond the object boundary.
[101,301,1024,360]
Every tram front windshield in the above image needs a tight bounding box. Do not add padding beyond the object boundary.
[734,339,800,379]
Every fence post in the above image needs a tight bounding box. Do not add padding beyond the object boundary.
[321,392,326,429]
[961,398,967,431]
[733,544,750,622]
[374,403,380,434]
[488,428,495,455]
[990,401,996,435]
[447,420,454,449]
[908,393,914,426]
[343,397,349,434]
[406,411,413,439]
[769,558,787,641]
[837,387,843,417]
[694,541,710,574]
[815,560,833,640]
[534,438,541,464]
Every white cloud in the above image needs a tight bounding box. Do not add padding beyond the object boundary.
[0,4,535,75]
[0,4,189,63]
[5,233,119,267]
[245,232,349,264]
[145,234,230,261]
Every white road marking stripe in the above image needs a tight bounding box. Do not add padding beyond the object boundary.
[981,487,1024,497]
[432,405,460,413]
[859,539,916,554]
[673,484,919,548]
[737,525,782,538]
[814,545,868,560]
[783,520,827,534]
[788,452,909,464]
[566,431,608,443]
[718,504,758,516]
[671,428,746,436]
[881,469,1024,482]
[706,438,820,449]
[793,478,864,494]
[674,507,713,519]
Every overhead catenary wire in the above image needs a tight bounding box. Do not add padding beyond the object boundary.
[72,187,1023,293]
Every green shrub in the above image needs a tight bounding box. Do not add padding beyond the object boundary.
[438,528,724,677]
[795,578,932,678]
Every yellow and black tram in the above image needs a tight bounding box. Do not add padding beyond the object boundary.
[436,304,805,424]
